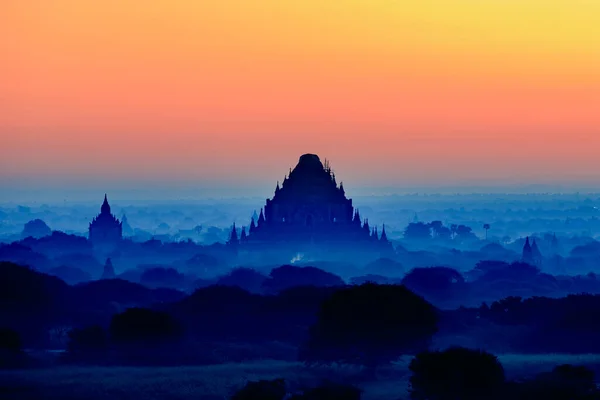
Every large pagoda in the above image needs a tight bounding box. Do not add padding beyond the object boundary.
[89,194,123,248]
[229,154,391,254]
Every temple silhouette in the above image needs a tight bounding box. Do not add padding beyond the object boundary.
[89,194,123,249]
[229,154,392,260]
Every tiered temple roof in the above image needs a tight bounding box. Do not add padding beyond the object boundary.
[229,154,391,251]
[89,194,123,247]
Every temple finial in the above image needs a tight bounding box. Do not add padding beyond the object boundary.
[101,193,111,214]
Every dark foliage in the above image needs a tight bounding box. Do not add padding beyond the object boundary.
[231,379,286,400]
[72,279,184,308]
[20,231,92,257]
[263,265,345,294]
[22,219,51,239]
[0,243,53,271]
[479,294,600,352]
[67,325,107,353]
[65,325,108,362]
[363,258,404,278]
[0,328,27,369]
[170,285,335,344]
[110,308,182,344]
[0,262,69,311]
[509,364,600,400]
[216,267,267,293]
[289,382,362,400]
[185,253,222,268]
[409,347,505,400]
[476,261,540,283]
[0,262,71,345]
[47,265,92,285]
[301,283,438,367]
[0,328,22,351]
[404,222,432,240]
[349,274,393,285]
[401,267,466,304]
[140,266,186,289]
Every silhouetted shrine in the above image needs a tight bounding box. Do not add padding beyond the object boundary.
[228,154,392,257]
[89,194,123,248]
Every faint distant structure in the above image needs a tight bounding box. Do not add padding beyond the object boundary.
[88,194,122,249]
[121,214,134,236]
[551,233,560,255]
[522,236,543,267]
[380,224,388,242]
[101,258,116,280]
[227,222,239,248]
[483,223,491,240]
[450,224,458,240]
[22,219,52,239]
[522,237,534,265]
[531,238,543,267]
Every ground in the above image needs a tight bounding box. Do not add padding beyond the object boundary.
[2,354,600,400]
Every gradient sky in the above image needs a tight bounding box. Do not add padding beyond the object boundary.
[1,0,600,197]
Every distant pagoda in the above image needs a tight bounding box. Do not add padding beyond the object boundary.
[89,194,123,248]
[229,154,391,254]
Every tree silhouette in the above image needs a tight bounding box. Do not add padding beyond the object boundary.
[231,379,286,400]
[300,283,438,368]
[409,347,505,400]
[483,223,491,240]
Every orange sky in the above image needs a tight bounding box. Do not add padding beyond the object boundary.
[1,0,600,191]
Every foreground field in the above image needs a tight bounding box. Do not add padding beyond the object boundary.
[2,354,600,400]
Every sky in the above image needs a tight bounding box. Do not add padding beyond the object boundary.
[1,0,599,200]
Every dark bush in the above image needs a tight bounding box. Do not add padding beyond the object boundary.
[231,379,286,400]
[47,265,92,285]
[401,267,466,303]
[510,364,599,400]
[409,347,505,400]
[289,382,361,400]
[66,325,107,361]
[0,328,27,369]
[110,308,182,344]
[300,283,438,367]
[140,267,186,289]
[263,265,345,294]
[216,267,267,293]
[0,328,22,352]
[349,274,392,285]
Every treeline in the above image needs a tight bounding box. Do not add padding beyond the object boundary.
[231,349,600,400]
[6,260,600,369]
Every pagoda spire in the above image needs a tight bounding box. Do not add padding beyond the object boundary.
[228,222,239,246]
[531,238,543,265]
[101,194,111,215]
[275,181,280,194]
[380,224,388,242]
[101,257,116,279]
[249,217,257,233]
[240,226,247,242]
[353,209,361,226]
[522,236,533,264]
[258,208,265,226]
